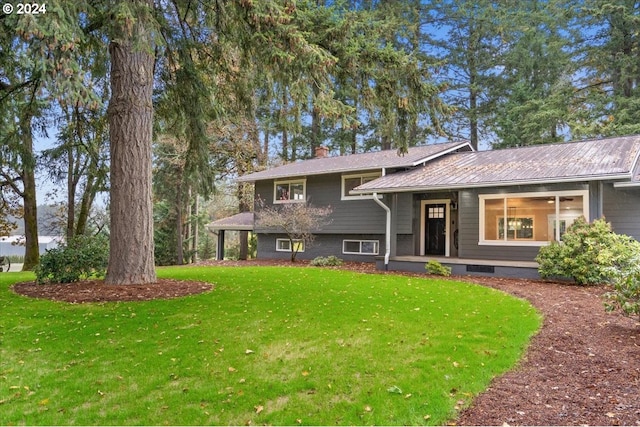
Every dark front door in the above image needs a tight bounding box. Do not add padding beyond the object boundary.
[425,203,446,255]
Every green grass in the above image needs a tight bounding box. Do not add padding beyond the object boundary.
[0,266,541,425]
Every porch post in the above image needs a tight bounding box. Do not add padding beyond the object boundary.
[589,181,603,221]
[390,194,398,257]
[216,230,225,261]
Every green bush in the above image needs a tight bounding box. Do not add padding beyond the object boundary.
[36,234,109,284]
[605,253,640,321]
[310,255,343,267]
[536,217,640,285]
[425,260,451,276]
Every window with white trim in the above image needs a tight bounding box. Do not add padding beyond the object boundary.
[342,240,379,255]
[479,190,588,246]
[341,172,382,200]
[276,238,305,252]
[274,179,306,203]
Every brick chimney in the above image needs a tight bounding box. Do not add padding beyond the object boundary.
[315,146,329,158]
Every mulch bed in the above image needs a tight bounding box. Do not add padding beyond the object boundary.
[12,278,212,303]
[10,259,640,426]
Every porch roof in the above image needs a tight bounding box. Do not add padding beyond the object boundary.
[353,135,640,193]
[206,212,254,231]
[236,141,472,182]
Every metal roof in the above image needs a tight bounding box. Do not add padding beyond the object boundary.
[236,141,472,182]
[354,135,640,193]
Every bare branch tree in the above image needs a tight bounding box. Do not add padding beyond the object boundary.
[256,199,332,262]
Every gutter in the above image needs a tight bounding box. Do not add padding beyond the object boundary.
[372,192,391,270]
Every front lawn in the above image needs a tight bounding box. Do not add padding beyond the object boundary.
[0,266,540,425]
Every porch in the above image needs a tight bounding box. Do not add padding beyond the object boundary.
[377,255,541,279]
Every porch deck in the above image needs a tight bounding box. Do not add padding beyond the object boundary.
[377,256,541,279]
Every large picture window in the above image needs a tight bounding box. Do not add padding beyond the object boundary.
[480,190,588,246]
[274,179,306,203]
[341,172,381,200]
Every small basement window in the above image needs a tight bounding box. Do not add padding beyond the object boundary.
[276,238,305,253]
[343,240,379,255]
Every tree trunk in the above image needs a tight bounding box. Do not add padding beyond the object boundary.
[191,196,198,263]
[66,146,76,240]
[105,1,157,285]
[21,117,39,271]
[76,175,96,236]
[468,24,479,152]
[176,181,184,265]
[238,182,251,261]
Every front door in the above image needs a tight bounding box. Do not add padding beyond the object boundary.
[424,203,446,255]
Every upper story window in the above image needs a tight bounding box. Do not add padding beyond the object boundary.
[479,190,589,246]
[341,172,382,200]
[274,179,306,203]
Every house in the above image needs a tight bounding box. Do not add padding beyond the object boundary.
[235,135,640,278]
[0,235,63,257]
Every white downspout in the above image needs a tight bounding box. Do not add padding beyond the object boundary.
[373,192,391,270]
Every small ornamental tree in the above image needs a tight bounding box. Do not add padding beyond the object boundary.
[256,200,332,262]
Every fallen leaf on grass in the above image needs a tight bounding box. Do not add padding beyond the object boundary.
[228,367,237,372]
[255,405,264,414]
[387,385,403,394]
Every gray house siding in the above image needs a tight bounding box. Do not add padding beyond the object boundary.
[257,233,385,262]
[602,184,640,240]
[394,193,414,234]
[254,174,386,234]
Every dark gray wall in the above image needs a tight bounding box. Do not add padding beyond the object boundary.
[257,233,385,262]
[254,174,387,234]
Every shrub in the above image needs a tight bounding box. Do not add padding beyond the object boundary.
[536,217,640,285]
[605,253,640,321]
[36,234,109,284]
[310,255,343,267]
[425,260,451,276]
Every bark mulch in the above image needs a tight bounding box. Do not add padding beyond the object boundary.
[10,259,640,426]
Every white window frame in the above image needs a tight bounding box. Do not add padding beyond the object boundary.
[341,172,382,200]
[276,238,305,253]
[273,179,306,204]
[479,190,589,246]
[342,239,380,255]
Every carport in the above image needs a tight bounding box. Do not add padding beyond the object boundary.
[206,212,254,260]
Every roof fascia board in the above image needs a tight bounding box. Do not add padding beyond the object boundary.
[236,167,385,183]
[613,181,640,188]
[353,174,633,194]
